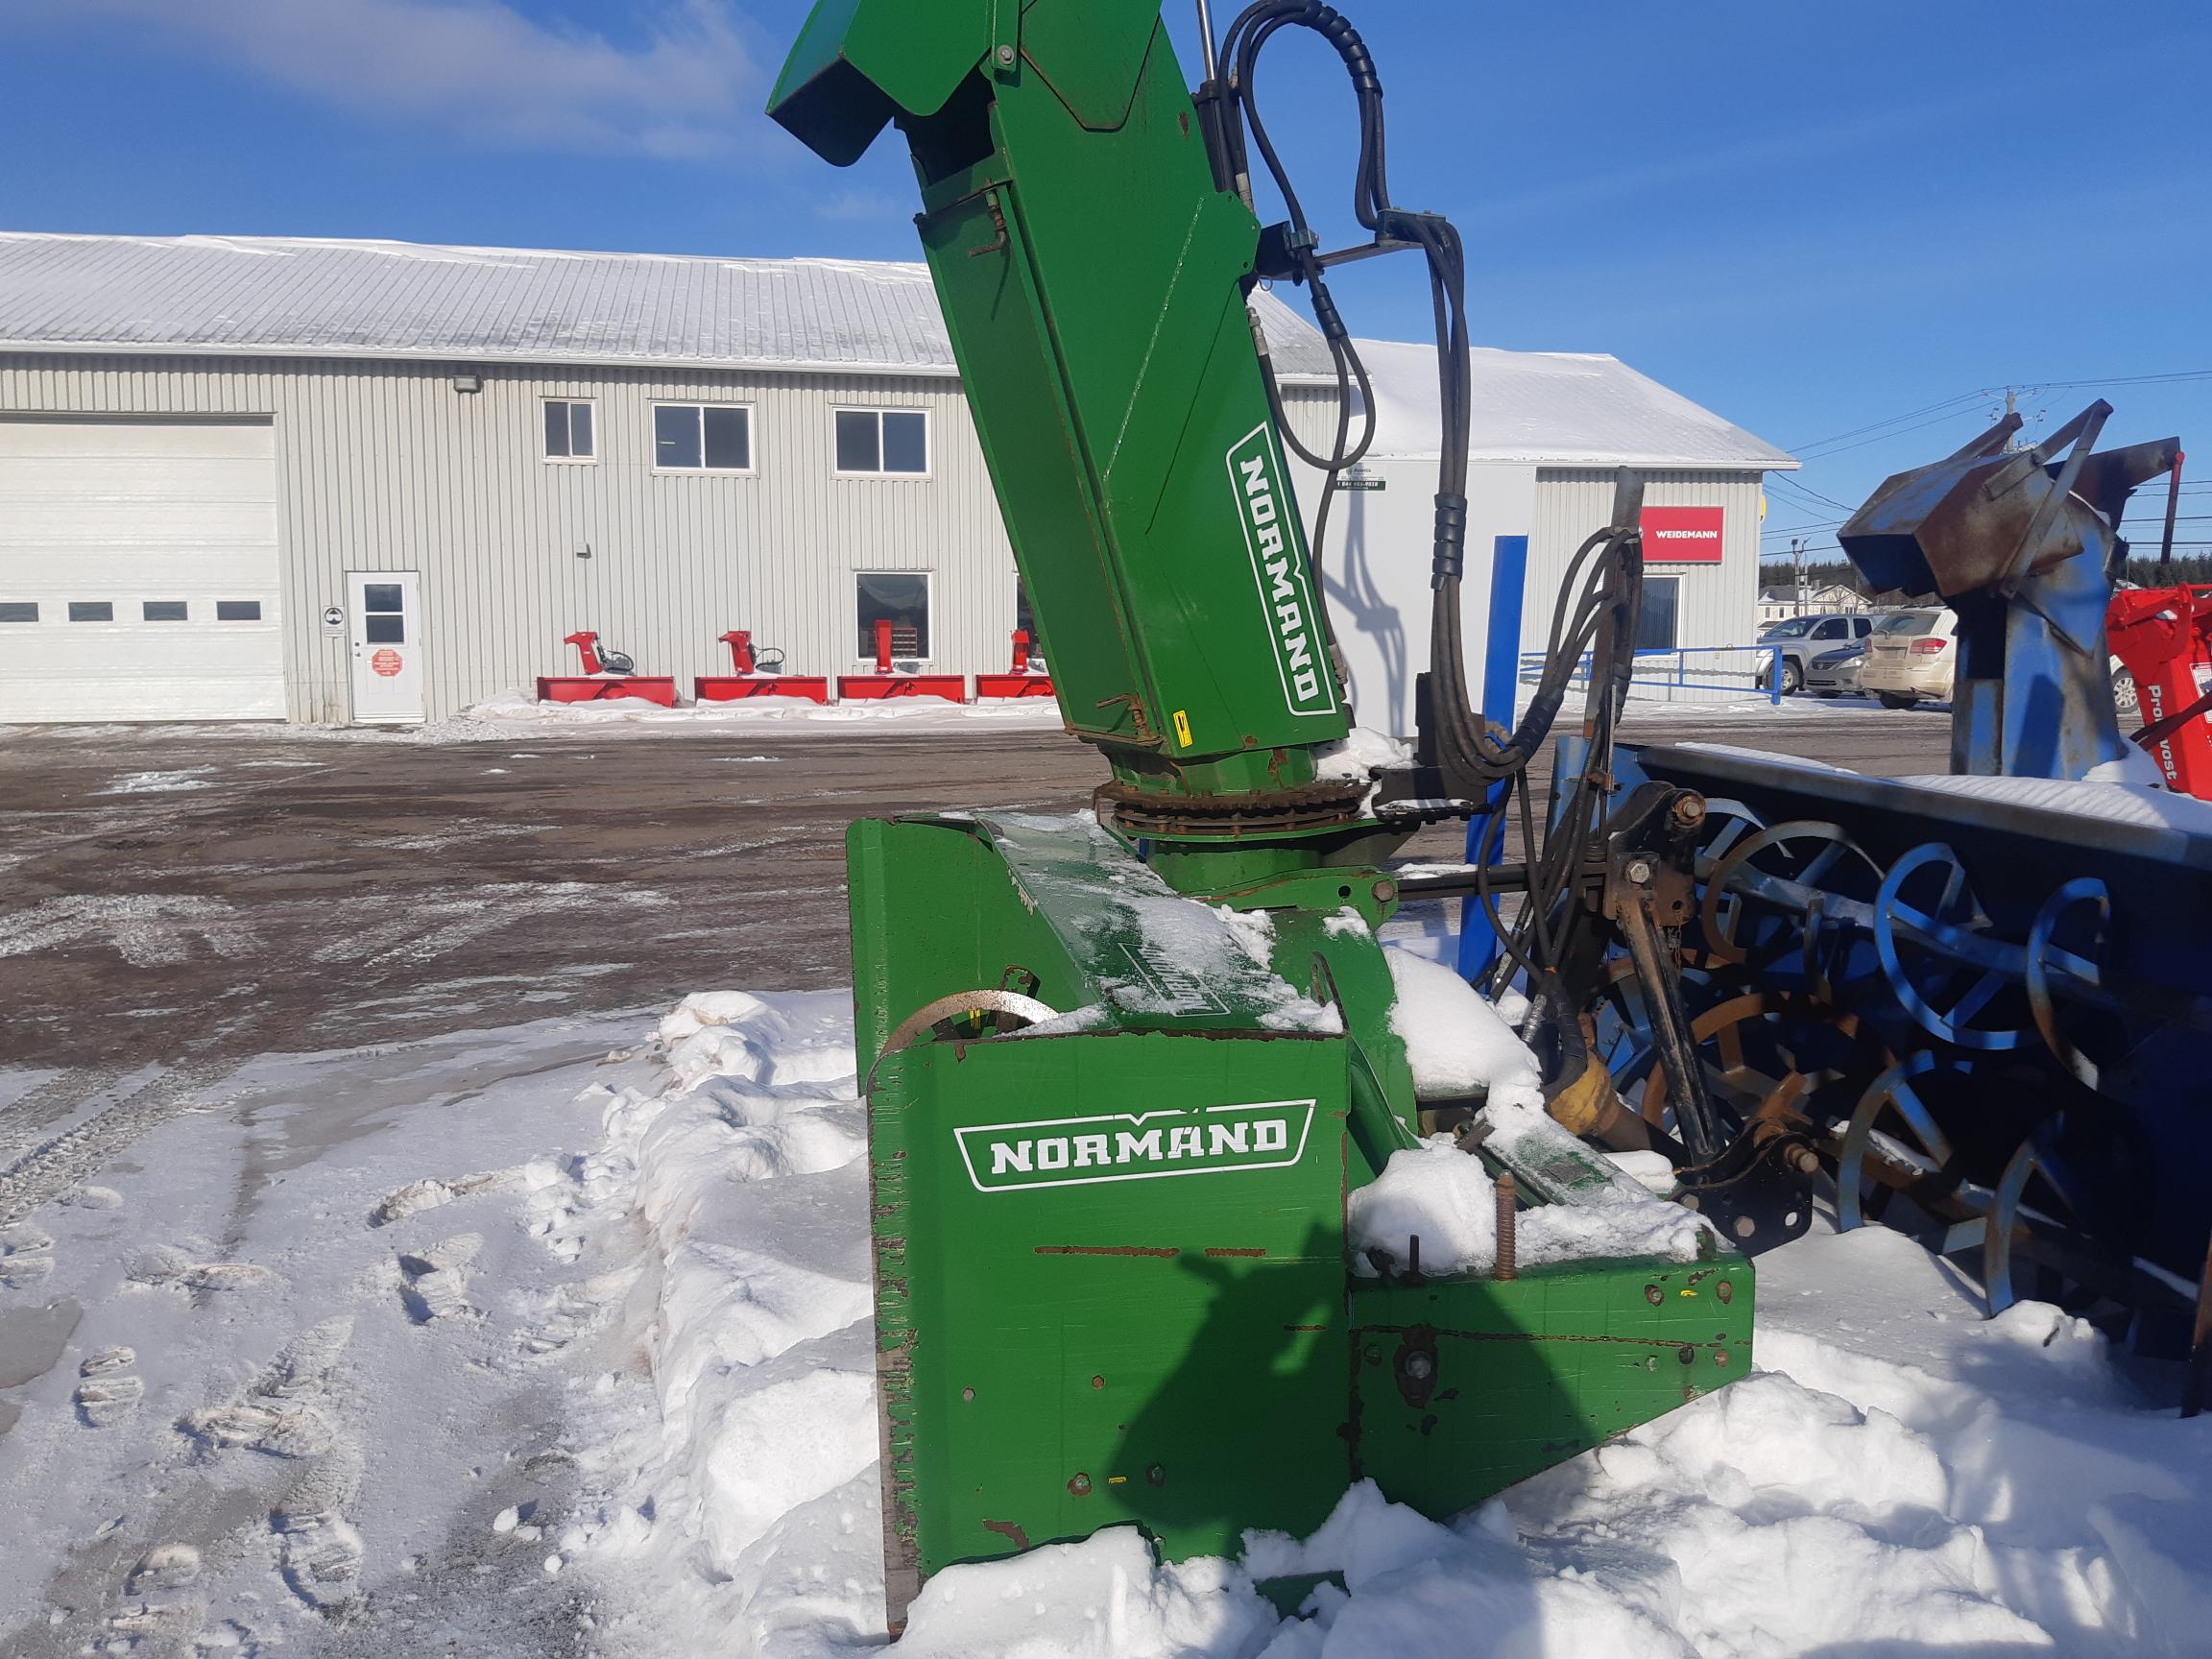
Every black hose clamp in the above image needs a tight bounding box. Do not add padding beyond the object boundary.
[1430,492,1468,588]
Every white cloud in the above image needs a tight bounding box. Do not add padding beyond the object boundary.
[36,0,764,158]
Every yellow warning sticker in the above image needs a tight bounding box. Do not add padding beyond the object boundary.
[1172,709,1192,747]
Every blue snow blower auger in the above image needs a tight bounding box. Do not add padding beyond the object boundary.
[1541,406,2212,1387]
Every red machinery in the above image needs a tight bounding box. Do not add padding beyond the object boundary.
[2110,584,2212,797]
[973,629,1056,700]
[695,629,830,704]
[537,630,677,706]
[835,618,965,703]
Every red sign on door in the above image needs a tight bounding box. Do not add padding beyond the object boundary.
[371,648,403,678]
[1641,506,1725,564]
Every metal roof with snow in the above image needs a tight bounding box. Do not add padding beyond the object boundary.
[1352,337,1795,470]
[0,231,1338,381]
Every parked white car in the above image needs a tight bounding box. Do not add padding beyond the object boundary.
[1860,609,1955,707]
[1861,607,2140,714]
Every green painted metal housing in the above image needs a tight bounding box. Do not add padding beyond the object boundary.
[772,0,1346,806]
[848,816,1754,1617]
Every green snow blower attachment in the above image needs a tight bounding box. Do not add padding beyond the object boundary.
[773,0,1756,1627]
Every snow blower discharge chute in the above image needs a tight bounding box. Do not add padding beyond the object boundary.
[768,0,2207,1632]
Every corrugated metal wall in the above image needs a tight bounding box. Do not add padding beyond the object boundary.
[0,353,1016,721]
[1530,468,1763,698]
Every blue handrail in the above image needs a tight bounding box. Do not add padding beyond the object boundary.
[1520,644,1787,707]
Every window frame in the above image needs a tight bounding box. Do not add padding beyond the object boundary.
[1634,575,1680,653]
[854,568,936,663]
[0,601,38,623]
[215,600,265,622]
[141,601,189,622]
[649,399,757,475]
[67,601,115,623]
[542,397,599,465]
[832,406,932,480]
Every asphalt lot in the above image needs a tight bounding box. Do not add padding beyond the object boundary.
[0,703,1952,1221]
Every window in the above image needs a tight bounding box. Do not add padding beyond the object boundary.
[654,403,751,471]
[142,601,188,621]
[216,600,263,621]
[1762,617,1812,638]
[1876,612,1938,637]
[68,601,113,622]
[362,583,405,643]
[1635,577,1678,652]
[1853,616,1872,637]
[835,408,928,476]
[544,399,596,461]
[856,571,931,659]
[1812,618,1847,641]
[0,603,37,623]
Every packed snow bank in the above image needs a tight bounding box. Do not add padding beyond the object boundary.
[1346,1132,1713,1278]
[1382,946,1541,1104]
[457,687,1063,733]
[550,988,2212,1659]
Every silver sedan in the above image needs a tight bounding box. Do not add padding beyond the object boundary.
[1802,642,1864,697]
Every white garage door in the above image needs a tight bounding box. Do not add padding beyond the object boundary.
[0,418,284,722]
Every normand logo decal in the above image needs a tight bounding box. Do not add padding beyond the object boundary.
[953,1099,1317,1193]
[1226,424,1337,718]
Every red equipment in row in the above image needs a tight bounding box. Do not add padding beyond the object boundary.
[973,629,1055,700]
[696,630,830,704]
[2111,584,2212,798]
[537,631,678,706]
[837,618,968,703]
[536,626,1056,708]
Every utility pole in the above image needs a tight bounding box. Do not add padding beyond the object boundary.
[1791,537,1807,616]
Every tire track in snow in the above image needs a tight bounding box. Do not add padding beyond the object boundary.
[0,1059,147,1166]
[0,1029,256,1226]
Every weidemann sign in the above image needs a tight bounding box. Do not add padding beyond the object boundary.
[1640,505,1725,564]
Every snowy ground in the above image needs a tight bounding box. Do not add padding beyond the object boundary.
[11,969,2206,1658]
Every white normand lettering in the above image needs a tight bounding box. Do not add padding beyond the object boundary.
[955,1100,1319,1192]
[1227,426,1336,718]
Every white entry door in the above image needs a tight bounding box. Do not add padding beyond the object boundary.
[347,571,425,723]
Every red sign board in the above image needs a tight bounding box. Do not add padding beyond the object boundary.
[1641,506,1725,564]
[371,648,403,678]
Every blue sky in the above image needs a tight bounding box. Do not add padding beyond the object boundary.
[5,0,2208,564]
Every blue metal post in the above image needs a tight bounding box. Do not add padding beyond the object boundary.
[1457,535,1529,982]
[1770,644,1783,706]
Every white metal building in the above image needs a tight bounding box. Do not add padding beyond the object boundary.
[0,232,1791,730]
[1285,340,1796,731]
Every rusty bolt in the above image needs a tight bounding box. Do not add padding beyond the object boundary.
[1644,1284,1663,1306]
[1716,1279,1734,1304]
[1715,1349,1731,1368]
[962,1387,976,1403]
[1146,1464,1166,1487]
[1494,1172,1518,1281]
[1091,1375,1104,1390]
[1625,858,1653,884]
[1677,1345,1696,1366]
[1405,1352,1434,1382]
[1068,1472,1092,1497]
[1671,793,1707,828]
[1372,878,1397,903]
